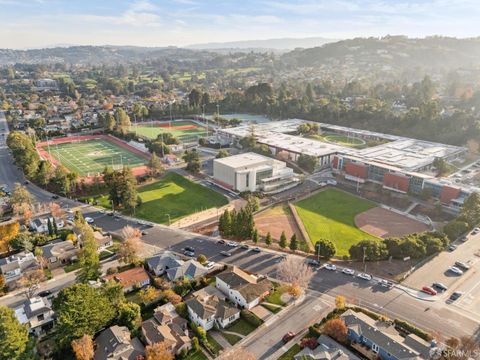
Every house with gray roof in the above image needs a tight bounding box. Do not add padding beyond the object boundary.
[14,296,55,336]
[40,240,78,269]
[94,325,145,360]
[185,293,240,331]
[341,309,437,360]
[294,335,361,360]
[141,303,191,355]
[216,266,272,309]
[146,252,209,281]
[0,251,39,285]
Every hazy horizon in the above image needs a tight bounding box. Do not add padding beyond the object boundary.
[1,0,479,49]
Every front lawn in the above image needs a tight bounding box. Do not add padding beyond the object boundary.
[294,188,379,256]
[264,285,287,306]
[183,349,208,360]
[261,303,282,314]
[226,318,258,336]
[221,332,242,345]
[64,261,81,273]
[278,344,301,360]
[206,333,223,355]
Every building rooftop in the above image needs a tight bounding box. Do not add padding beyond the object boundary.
[214,152,277,169]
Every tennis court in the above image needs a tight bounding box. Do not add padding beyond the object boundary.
[130,120,207,142]
[47,139,147,176]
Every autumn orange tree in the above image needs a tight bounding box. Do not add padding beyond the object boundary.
[0,222,20,253]
[71,335,94,360]
[119,226,141,264]
[323,318,348,343]
[145,342,174,360]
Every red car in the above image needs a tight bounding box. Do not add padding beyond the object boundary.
[282,332,296,344]
[421,286,437,296]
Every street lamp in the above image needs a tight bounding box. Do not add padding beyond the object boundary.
[363,246,367,273]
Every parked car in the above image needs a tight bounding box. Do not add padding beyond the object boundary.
[251,247,261,253]
[183,250,195,257]
[323,263,336,271]
[379,279,394,288]
[306,259,320,267]
[227,241,238,247]
[421,286,437,296]
[217,240,225,244]
[471,228,480,235]
[51,195,59,199]
[448,266,464,275]
[432,282,448,292]
[342,268,355,275]
[141,231,148,236]
[184,246,195,253]
[38,290,52,297]
[205,261,216,269]
[448,244,457,251]
[357,273,372,281]
[282,332,296,344]
[461,236,468,242]
[240,244,249,249]
[85,217,94,224]
[455,261,470,270]
[450,291,464,301]
[220,251,232,257]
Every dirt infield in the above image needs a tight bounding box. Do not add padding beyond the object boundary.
[254,205,304,241]
[355,207,429,238]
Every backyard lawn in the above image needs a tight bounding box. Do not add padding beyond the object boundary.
[294,188,379,256]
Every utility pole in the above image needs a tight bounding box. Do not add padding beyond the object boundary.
[202,104,208,137]
[316,242,321,263]
[363,246,367,273]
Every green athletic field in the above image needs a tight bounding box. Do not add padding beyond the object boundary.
[133,173,228,224]
[130,120,207,142]
[294,188,379,256]
[47,139,147,176]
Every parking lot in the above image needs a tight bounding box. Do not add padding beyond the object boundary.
[404,230,480,313]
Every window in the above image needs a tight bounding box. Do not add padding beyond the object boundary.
[37,314,45,321]
[371,343,379,353]
[229,315,236,321]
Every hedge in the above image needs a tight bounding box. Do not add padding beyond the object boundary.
[240,309,263,327]
[394,319,433,342]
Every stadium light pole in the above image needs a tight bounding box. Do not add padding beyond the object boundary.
[202,103,208,137]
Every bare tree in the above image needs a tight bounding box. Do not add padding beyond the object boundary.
[277,256,313,297]
[49,202,64,219]
[20,269,46,299]
[118,226,141,264]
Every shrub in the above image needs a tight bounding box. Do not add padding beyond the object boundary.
[175,302,188,319]
[240,310,262,327]
[394,319,433,341]
[300,337,318,350]
[106,267,118,275]
[322,319,348,343]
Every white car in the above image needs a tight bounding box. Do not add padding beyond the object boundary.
[357,273,372,281]
[448,266,464,275]
[205,261,216,269]
[379,279,394,288]
[323,263,337,271]
[227,241,238,247]
[342,268,355,275]
[85,217,94,224]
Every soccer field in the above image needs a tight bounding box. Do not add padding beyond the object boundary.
[130,120,207,141]
[133,173,228,224]
[294,188,379,256]
[47,139,147,176]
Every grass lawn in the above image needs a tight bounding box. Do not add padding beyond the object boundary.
[206,333,223,355]
[64,261,81,273]
[294,189,379,257]
[221,332,242,345]
[261,303,282,314]
[278,344,302,360]
[264,286,287,306]
[226,318,258,336]
[130,120,206,142]
[184,350,208,360]
[133,173,228,224]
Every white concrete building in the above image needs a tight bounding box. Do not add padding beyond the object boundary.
[15,297,55,336]
[213,152,299,194]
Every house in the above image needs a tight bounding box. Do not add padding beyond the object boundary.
[185,293,240,331]
[0,251,39,284]
[216,266,272,309]
[141,303,191,355]
[93,231,113,252]
[40,240,78,269]
[15,297,55,336]
[341,309,436,360]
[146,252,209,281]
[94,325,145,360]
[104,267,151,293]
[29,217,64,233]
[145,252,184,276]
[294,335,361,360]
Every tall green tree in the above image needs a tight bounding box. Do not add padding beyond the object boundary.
[182,149,201,174]
[76,223,101,283]
[148,152,163,177]
[265,232,272,246]
[279,231,287,249]
[114,108,131,130]
[53,284,116,348]
[289,234,298,251]
[117,302,142,331]
[315,238,336,259]
[252,228,258,244]
[0,306,29,360]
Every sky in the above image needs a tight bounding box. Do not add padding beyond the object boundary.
[0,0,479,49]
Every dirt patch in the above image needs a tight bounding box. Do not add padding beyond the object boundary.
[355,207,429,238]
[254,204,304,242]
[410,204,455,222]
